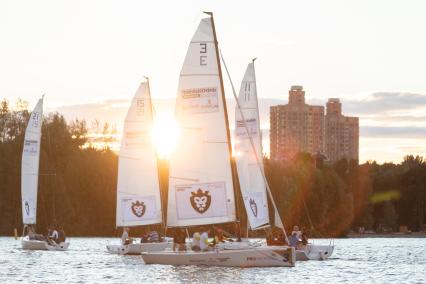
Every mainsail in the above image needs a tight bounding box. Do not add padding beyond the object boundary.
[116,81,162,227]
[21,97,43,225]
[166,16,237,227]
[234,62,270,230]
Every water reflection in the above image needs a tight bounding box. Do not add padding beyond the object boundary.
[1,237,425,283]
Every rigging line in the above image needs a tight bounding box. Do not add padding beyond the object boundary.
[45,106,57,224]
[220,51,289,244]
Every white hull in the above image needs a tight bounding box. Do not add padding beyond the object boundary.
[106,242,172,255]
[296,244,334,260]
[142,246,295,267]
[21,236,70,251]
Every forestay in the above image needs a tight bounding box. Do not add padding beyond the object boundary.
[167,17,236,227]
[234,63,270,230]
[116,82,162,227]
[21,97,43,225]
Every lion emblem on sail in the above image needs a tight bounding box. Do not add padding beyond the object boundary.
[190,188,211,214]
[249,198,258,217]
[131,200,146,218]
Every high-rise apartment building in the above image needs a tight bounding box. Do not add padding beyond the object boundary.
[325,98,359,162]
[270,86,324,160]
[270,87,359,162]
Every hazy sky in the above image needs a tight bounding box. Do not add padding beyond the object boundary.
[1,0,425,162]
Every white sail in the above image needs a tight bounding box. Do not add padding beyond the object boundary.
[234,63,270,230]
[21,97,43,225]
[116,81,162,227]
[166,17,236,227]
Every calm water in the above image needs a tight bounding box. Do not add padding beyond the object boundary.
[0,237,425,283]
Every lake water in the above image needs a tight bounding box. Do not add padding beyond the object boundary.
[0,237,425,283]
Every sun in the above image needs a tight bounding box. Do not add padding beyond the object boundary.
[151,112,180,159]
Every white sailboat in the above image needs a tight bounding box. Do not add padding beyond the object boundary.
[232,62,334,260]
[21,96,70,251]
[106,79,171,255]
[141,13,295,267]
[234,60,270,232]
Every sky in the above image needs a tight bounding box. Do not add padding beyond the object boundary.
[1,0,425,163]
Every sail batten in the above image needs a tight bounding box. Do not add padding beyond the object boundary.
[116,81,162,227]
[166,17,236,227]
[234,63,270,230]
[21,97,44,225]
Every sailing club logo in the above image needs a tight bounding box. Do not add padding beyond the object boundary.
[190,188,211,214]
[131,200,146,217]
[249,198,258,217]
[25,201,30,216]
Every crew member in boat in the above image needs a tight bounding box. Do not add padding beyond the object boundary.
[140,230,149,243]
[121,227,133,245]
[266,228,286,246]
[213,228,230,244]
[200,228,212,251]
[173,228,186,251]
[301,227,309,246]
[57,225,66,244]
[25,225,45,241]
[147,230,160,242]
[47,225,59,245]
[289,225,301,248]
[191,231,201,251]
[292,226,301,239]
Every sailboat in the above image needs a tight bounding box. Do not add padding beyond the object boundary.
[21,96,70,251]
[141,13,295,267]
[234,60,270,233]
[233,62,334,261]
[106,79,172,255]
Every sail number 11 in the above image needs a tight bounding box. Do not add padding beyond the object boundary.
[200,43,207,66]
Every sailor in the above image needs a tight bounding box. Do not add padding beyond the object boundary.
[289,226,301,248]
[200,228,211,251]
[291,225,302,239]
[148,230,160,242]
[26,225,36,240]
[121,227,133,245]
[191,231,201,251]
[47,225,59,245]
[214,228,226,244]
[140,231,149,243]
[173,228,186,251]
[26,225,45,241]
[57,226,66,243]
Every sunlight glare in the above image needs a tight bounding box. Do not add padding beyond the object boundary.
[151,112,180,159]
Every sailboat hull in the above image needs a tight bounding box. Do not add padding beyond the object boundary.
[141,246,295,267]
[296,244,334,260]
[106,242,172,255]
[21,236,70,251]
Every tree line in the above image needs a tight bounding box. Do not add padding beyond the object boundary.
[0,99,425,237]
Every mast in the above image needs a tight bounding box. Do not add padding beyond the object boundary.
[146,77,167,230]
[204,11,242,224]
